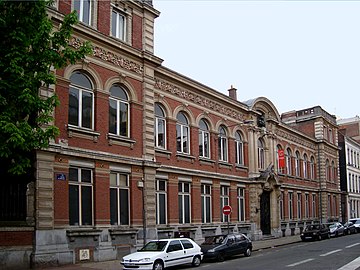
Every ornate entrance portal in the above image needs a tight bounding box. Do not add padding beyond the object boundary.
[260,191,271,235]
[251,164,282,238]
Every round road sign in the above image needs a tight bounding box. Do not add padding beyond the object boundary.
[222,205,232,215]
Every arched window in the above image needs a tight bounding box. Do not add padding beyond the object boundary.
[218,126,228,162]
[155,103,166,149]
[176,112,190,154]
[235,131,244,165]
[295,151,300,177]
[286,148,292,175]
[310,156,315,179]
[303,154,308,179]
[68,71,94,129]
[199,119,210,158]
[325,159,330,180]
[257,139,265,169]
[331,161,336,182]
[109,84,129,137]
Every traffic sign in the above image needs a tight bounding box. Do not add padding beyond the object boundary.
[222,205,232,215]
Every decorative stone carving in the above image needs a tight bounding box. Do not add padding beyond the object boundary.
[155,79,245,121]
[69,38,144,75]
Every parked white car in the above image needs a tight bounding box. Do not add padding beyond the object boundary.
[121,238,203,270]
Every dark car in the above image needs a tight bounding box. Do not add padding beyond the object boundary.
[327,222,345,237]
[343,221,357,235]
[349,218,360,233]
[300,224,330,241]
[200,233,252,262]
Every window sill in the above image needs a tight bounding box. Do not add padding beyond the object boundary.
[107,133,136,148]
[67,125,100,142]
[176,153,196,163]
[218,161,233,169]
[199,157,215,166]
[66,228,102,242]
[155,148,172,159]
[235,164,247,170]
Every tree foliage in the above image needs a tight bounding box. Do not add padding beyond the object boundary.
[0,0,92,175]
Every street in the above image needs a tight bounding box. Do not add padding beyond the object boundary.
[195,234,360,270]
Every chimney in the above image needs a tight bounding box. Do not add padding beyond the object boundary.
[228,85,237,100]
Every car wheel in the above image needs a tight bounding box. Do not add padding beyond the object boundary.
[153,260,164,270]
[217,253,225,262]
[244,248,251,257]
[192,255,201,267]
[318,234,322,241]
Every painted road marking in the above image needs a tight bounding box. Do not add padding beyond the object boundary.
[320,249,342,257]
[287,258,314,267]
[345,243,360,249]
[337,256,360,270]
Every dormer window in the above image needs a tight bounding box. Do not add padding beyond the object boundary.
[257,114,266,128]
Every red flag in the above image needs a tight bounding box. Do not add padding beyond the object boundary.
[278,149,285,168]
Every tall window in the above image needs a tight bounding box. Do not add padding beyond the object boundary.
[69,167,93,226]
[109,84,129,137]
[218,126,228,162]
[295,151,300,177]
[235,132,244,165]
[74,0,92,25]
[331,161,336,182]
[110,172,129,225]
[297,193,302,219]
[257,139,265,169]
[220,186,229,222]
[310,156,315,179]
[68,71,93,129]
[277,145,285,174]
[286,148,292,175]
[199,119,210,158]
[178,182,191,224]
[325,159,330,180]
[328,128,333,143]
[305,194,309,219]
[312,194,316,218]
[155,103,166,149]
[303,154,308,179]
[201,184,212,223]
[279,191,284,220]
[156,180,167,224]
[288,192,293,220]
[176,112,190,154]
[237,187,245,222]
[111,9,126,41]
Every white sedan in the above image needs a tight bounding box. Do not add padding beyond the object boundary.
[121,238,203,270]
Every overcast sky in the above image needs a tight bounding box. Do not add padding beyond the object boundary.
[153,0,360,120]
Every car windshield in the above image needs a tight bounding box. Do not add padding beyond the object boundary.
[140,241,168,252]
[329,224,336,229]
[305,225,319,231]
[344,222,353,226]
[202,235,225,245]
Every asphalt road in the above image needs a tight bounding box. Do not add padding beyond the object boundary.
[196,233,360,270]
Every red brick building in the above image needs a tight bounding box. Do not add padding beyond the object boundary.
[0,1,341,268]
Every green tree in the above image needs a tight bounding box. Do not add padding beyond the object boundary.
[0,0,92,175]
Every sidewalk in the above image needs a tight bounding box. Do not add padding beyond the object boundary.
[46,235,301,270]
